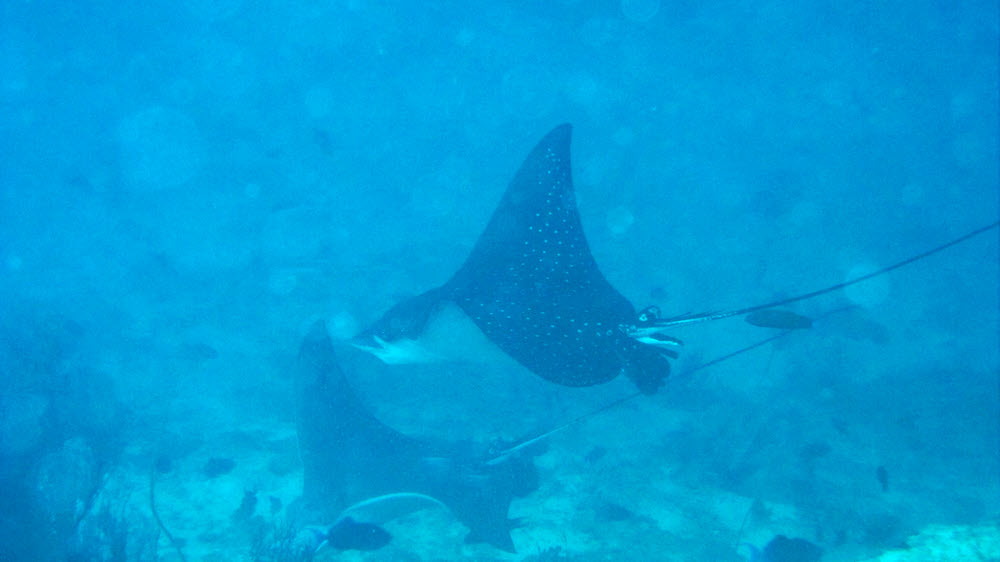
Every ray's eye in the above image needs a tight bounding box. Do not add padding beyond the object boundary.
[636,305,661,325]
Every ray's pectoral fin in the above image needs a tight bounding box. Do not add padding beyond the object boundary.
[351,286,452,364]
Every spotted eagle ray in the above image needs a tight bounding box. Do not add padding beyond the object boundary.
[353,123,999,398]
[354,124,680,394]
[295,320,539,553]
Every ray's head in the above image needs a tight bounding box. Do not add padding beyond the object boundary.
[619,306,683,394]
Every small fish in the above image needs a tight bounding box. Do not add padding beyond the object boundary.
[325,517,391,551]
[595,501,635,522]
[876,465,889,492]
[202,457,236,478]
[584,446,607,463]
[153,454,172,474]
[268,496,282,515]
[742,535,823,562]
[744,309,813,329]
[230,490,257,522]
[305,493,451,553]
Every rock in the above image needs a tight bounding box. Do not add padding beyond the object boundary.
[0,392,49,457]
[33,437,99,532]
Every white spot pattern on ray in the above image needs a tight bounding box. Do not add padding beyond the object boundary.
[451,128,640,386]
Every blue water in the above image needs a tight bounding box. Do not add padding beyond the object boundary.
[1,1,997,560]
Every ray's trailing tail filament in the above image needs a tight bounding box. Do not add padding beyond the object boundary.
[657,220,1000,328]
[149,464,187,562]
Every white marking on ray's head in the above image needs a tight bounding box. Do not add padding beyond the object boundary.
[350,335,442,364]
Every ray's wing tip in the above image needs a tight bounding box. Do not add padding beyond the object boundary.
[306,318,328,338]
[530,123,573,160]
[547,122,573,141]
